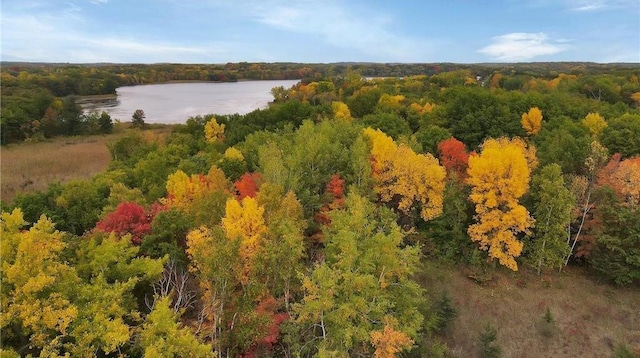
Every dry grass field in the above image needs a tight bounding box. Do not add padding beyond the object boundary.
[1,135,115,203]
[423,262,640,357]
[0,125,173,204]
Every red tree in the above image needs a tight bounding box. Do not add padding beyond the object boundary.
[242,296,289,358]
[234,172,263,200]
[437,137,469,179]
[95,201,157,244]
[314,174,346,227]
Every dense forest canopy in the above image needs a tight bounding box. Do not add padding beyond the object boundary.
[1,62,640,357]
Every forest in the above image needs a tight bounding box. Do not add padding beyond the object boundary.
[1,63,640,357]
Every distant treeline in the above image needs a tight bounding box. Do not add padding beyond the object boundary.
[1,61,639,144]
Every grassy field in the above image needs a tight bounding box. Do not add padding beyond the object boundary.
[423,263,640,357]
[0,126,172,204]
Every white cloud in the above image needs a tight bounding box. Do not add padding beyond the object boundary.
[237,0,433,62]
[0,6,227,63]
[478,33,567,62]
[564,0,639,11]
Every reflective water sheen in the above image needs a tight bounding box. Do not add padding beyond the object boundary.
[83,80,299,124]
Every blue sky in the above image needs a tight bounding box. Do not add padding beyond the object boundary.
[1,0,639,63]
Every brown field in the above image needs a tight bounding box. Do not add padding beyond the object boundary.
[0,125,173,204]
[1,135,115,203]
[423,262,640,357]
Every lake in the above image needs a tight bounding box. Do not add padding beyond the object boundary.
[81,80,300,124]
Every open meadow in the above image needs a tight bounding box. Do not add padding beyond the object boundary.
[1,126,172,204]
[423,262,640,357]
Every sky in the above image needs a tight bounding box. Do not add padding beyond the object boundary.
[1,0,639,64]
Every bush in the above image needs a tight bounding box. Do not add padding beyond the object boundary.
[478,324,501,358]
[434,292,458,332]
[538,307,558,338]
[613,343,638,358]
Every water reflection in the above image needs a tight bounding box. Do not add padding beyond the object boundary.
[82,80,299,124]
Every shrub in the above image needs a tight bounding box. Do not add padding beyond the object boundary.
[478,324,501,358]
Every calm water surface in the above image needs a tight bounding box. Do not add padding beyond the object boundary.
[83,80,299,124]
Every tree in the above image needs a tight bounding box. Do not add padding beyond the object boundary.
[370,320,414,358]
[604,156,640,209]
[55,180,107,235]
[365,128,446,222]
[221,196,268,283]
[164,166,231,212]
[601,113,640,158]
[98,111,113,134]
[204,117,225,143]
[294,193,423,356]
[132,109,146,128]
[588,188,640,286]
[256,184,307,308]
[529,164,575,274]
[234,172,263,200]
[186,225,243,353]
[1,210,78,353]
[581,112,607,139]
[332,101,352,121]
[437,137,469,179]
[95,201,155,245]
[467,137,535,271]
[521,107,543,136]
[140,296,214,357]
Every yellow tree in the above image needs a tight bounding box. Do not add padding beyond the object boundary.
[370,319,414,358]
[204,117,225,143]
[521,107,543,136]
[377,94,405,112]
[164,166,230,211]
[581,112,607,138]
[364,128,446,221]
[331,101,352,121]
[221,196,268,283]
[1,210,78,351]
[467,137,535,271]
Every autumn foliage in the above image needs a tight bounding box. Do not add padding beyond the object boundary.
[521,107,543,136]
[95,201,156,244]
[314,174,346,226]
[437,137,469,179]
[221,196,268,282]
[234,172,263,200]
[370,321,414,358]
[164,166,230,210]
[365,127,446,221]
[467,137,535,271]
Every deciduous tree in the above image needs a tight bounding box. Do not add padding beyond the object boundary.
[437,137,469,179]
[204,117,225,143]
[365,128,446,222]
[521,106,543,136]
[467,137,535,271]
[529,164,575,274]
[221,196,268,283]
[581,112,607,139]
[95,201,155,245]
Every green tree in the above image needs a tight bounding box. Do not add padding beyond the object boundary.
[140,296,214,357]
[98,111,113,134]
[589,188,640,286]
[529,164,575,274]
[601,113,640,158]
[294,193,424,356]
[132,109,146,128]
[55,180,108,235]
